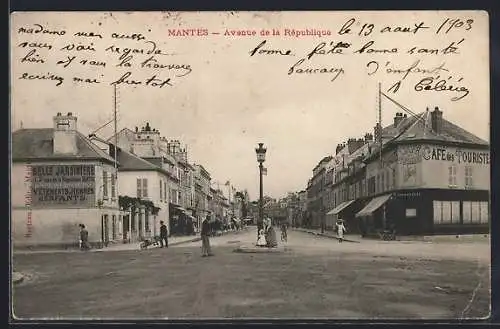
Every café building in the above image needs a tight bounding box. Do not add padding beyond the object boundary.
[356,107,490,236]
[11,112,120,248]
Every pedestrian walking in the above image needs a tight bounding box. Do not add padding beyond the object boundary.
[201,216,213,257]
[159,220,168,248]
[79,224,89,250]
[336,219,347,243]
[280,222,288,242]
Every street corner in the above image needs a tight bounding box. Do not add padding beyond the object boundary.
[233,244,290,254]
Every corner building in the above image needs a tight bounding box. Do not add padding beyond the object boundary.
[11,112,120,248]
[356,107,490,236]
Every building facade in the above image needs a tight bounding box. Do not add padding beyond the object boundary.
[12,112,120,248]
[111,125,199,236]
[319,107,489,236]
[193,164,212,227]
[357,108,490,236]
[306,156,332,230]
[113,148,172,242]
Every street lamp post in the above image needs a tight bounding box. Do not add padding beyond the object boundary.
[255,143,267,241]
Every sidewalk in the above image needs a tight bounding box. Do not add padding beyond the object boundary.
[293,227,361,243]
[397,234,490,243]
[93,234,201,252]
[293,228,489,244]
[13,228,250,255]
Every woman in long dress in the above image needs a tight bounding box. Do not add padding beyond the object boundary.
[267,225,278,247]
[336,219,347,243]
[257,229,267,247]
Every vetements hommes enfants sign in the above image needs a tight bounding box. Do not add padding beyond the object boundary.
[30,164,96,207]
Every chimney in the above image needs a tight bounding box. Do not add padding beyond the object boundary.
[374,123,382,143]
[135,126,138,133]
[364,133,373,143]
[336,143,345,155]
[347,138,365,154]
[431,106,443,134]
[53,112,78,155]
[394,112,404,127]
[108,143,120,158]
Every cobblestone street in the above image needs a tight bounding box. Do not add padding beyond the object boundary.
[12,227,490,320]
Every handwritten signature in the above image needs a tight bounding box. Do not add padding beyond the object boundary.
[414,75,470,101]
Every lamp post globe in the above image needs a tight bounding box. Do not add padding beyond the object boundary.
[255,143,266,240]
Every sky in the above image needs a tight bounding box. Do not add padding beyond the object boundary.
[10,11,490,200]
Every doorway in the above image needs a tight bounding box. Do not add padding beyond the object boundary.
[112,215,117,240]
[102,214,110,247]
[123,215,130,241]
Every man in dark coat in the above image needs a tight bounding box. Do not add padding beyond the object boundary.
[201,215,213,257]
[160,220,168,248]
[79,224,89,250]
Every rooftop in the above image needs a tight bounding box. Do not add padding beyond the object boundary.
[384,111,487,145]
[12,128,116,163]
[366,110,488,161]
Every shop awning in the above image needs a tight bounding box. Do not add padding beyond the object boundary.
[326,200,356,215]
[355,194,392,218]
[170,203,186,213]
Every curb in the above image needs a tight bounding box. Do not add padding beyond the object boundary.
[13,272,24,285]
[13,229,251,254]
[233,246,289,253]
[170,237,201,246]
[294,229,360,243]
[172,228,250,246]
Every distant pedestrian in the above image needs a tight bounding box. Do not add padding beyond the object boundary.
[336,219,347,243]
[201,216,213,257]
[257,229,267,247]
[79,224,89,250]
[280,222,288,242]
[159,221,168,248]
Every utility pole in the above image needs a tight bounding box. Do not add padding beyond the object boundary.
[113,85,119,240]
[378,83,387,230]
[378,82,382,168]
[113,85,118,173]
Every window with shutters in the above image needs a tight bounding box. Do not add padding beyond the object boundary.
[160,179,163,202]
[368,177,376,195]
[137,178,142,198]
[111,173,116,198]
[103,171,108,199]
[465,166,473,188]
[448,165,457,187]
[142,178,148,197]
[136,178,148,198]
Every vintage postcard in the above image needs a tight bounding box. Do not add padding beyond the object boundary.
[10,11,490,320]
